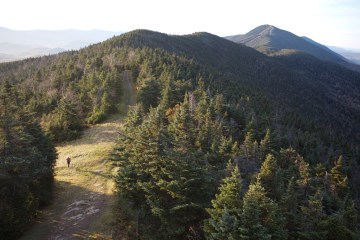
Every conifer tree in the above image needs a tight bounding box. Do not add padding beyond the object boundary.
[240,181,287,240]
[260,128,273,159]
[240,130,259,161]
[168,93,196,152]
[242,130,254,158]
[136,75,160,110]
[329,155,349,199]
[0,83,57,239]
[159,77,176,112]
[257,154,283,200]
[148,152,211,239]
[124,104,144,130]
[342,198,359,236]
[204,163,242,239]
[299,189,327,239]
[42,97,82,142]
[206,208,240,240]
[279,148,311,198]
[281,177,301,238]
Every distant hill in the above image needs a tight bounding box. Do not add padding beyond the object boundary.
[328,46,360,65]
[226,25,348,64]
[0,27,121,62]
[0,42,65,62]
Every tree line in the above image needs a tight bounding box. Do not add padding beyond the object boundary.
[0,82,57,239]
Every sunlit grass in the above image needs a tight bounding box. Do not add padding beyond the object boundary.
[20,114,124,240]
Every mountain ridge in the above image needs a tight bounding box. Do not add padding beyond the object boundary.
[226,24,348,64]
[2,29,359,144]
[1,28,360,239]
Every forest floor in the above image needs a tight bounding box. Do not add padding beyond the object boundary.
[20,71,135,240]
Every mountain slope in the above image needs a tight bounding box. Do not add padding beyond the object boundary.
[226,24,347,64]
[2,29,360,238]
[1,29,359,162]
[108,30,360,135]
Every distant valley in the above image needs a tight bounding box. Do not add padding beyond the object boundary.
[328,46,360,65]
[0,27,121,62]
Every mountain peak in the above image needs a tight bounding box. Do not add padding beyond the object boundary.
[246,24,275,35]
[226,25,347,64]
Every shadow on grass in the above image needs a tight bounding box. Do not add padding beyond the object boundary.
[18,180,115,240]
[75,168,114,180]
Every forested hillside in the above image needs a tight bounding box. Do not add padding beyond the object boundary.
[1,29,360,239]
[0,82,57,239]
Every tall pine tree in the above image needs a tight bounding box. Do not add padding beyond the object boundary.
[204,163,243,239]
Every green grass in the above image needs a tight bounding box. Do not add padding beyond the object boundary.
[20,114,124,240]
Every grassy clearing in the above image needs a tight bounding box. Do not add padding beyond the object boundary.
[20,114,124,240]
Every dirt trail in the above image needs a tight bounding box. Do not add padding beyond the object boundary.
[20,72,135,239]
[123,70,135,107]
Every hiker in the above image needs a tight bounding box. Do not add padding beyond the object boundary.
[66,156,71,167]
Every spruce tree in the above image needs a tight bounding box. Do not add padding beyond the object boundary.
[240,181,287,240]
[281,177,300,238]
[257,153,283,200]
[206,208,240,240]
[168,93,196,152]
[204,163,242,239]
[260,128,273,159]
[299,189,327,239]
[0,83,57,239]
[329,155,349,199]
[42,97,82,142]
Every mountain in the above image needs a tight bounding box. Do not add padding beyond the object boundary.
[1,29,359,155]
[0,27,121,62]
[125,30,360,135]
[226,24,348,64]
[1,29,360,239]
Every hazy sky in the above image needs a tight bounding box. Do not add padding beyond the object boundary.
[2,0,360,49]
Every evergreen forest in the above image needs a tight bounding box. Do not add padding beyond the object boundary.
[0,29,360,239]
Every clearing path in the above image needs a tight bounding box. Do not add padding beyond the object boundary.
[122,70,135,107]
[20,114,124,240]
[20,70,135,240]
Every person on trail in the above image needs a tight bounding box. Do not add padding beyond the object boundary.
[66,156,71,167]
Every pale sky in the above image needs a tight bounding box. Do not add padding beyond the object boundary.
[2,0,360,49]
